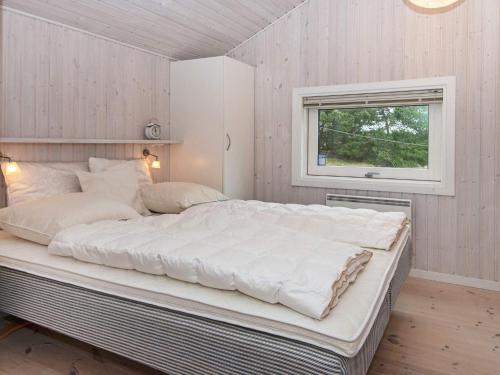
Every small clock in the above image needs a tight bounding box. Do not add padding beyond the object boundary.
[145,122,161,140]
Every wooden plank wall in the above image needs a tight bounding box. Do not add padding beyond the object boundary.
[229,0,500,282]
[0,9,171,206]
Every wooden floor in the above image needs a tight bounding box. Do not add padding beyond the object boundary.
[0,277,499,375]
[369,277,500,375]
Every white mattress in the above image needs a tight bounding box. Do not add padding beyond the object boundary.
[0,226,410,357]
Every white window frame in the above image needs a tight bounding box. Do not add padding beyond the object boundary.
[292,77,456,196]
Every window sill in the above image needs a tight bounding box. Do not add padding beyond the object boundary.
[292,174,455,196]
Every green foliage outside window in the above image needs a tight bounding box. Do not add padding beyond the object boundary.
[318,106,429,168]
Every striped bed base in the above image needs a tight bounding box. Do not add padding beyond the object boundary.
[0,242,410,375]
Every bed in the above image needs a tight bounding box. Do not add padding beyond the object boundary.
[0,158,411,374]
[0,221,410,375]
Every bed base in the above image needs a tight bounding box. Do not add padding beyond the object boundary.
[0,242,410,375]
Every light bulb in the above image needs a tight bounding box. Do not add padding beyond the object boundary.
[5,162,18,174]
[407,0,460,9]
[151,160,161,169]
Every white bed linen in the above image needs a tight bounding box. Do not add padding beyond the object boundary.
[0,225,410,357]
[48,200,406,319]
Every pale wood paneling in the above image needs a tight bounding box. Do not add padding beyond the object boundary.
[1,0,305,60]
[229,0,500,282]
[0,10,171,203]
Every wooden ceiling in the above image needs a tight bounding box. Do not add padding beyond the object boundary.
[1,0,305,59]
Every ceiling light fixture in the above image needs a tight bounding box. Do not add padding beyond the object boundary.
[407,0,460,9]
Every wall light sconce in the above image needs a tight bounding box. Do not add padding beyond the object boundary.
[0,152,18,174]
[143,149,161,169]
[407,0,460,9]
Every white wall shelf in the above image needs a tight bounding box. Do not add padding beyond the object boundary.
[0,138,180,145]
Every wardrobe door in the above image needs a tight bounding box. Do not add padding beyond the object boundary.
[222,57,255,200]
[170,57,225,191]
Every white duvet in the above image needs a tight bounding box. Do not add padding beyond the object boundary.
[48,200,407,319]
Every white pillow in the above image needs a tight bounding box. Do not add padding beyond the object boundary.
[89,157,152,186]
[0,193,140,245]
[1,162,89,206]
[141,182,227,214]
[77,163,150,215]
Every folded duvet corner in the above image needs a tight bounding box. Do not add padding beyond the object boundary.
[321,249,373,319]
[277,249,373,320]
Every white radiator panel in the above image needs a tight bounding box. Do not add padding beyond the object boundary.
[326,194,412,218]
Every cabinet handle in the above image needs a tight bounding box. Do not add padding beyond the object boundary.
[226,133,231,151]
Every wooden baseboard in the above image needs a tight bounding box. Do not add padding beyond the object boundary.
[410,269,500,292]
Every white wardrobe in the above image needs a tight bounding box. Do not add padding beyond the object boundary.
[170,56,255,200]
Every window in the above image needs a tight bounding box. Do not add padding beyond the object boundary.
[292,77,455,195]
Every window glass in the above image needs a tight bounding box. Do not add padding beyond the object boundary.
[317,105,429,169]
